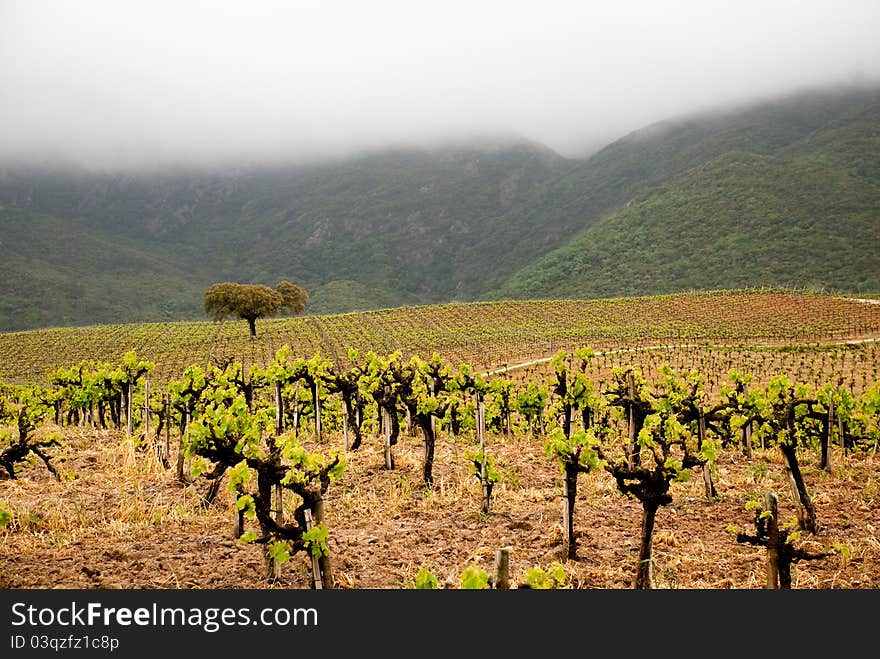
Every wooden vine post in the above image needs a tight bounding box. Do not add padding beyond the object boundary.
[292,385,300,437]
[743,418,753,458]
[314,381,322,442]
[304,509,323,589]
[270,483,283,580]
[163,394,171,468]
[493,546,511,589]
[143,378,150,441]
[477,400,491,514]
[275,381,284,435]
[310,496,333,589]
[626,371,638,467]
[126,381,134,436]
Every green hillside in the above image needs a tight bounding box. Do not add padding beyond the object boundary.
[496,150,880,298]
[495,86,880,299]
[1,82,879,331]
[0,140,574,330]
[0,207,211,329]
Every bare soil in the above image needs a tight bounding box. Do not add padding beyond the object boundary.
[2,425,878,590]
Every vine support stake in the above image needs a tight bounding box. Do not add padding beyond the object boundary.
[275,381,283,435]
[163,394,171,468]
[626,370,637,467]
[176,411,189,482]
[493,546,511,590]
[304,508,323,589]
[478,400,490,514]
[126,381,133,437]
[143,378,150,440]
[269,484,283,580]
[314,382,322,442]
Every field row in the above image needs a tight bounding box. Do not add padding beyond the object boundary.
[1,290,879,386]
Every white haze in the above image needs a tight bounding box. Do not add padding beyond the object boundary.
[2,0,879,169]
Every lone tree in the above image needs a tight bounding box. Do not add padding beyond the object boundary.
[204,280,308,337]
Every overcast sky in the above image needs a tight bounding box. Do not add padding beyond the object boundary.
[2,0,879,168]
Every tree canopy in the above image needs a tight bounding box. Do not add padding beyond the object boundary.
[204,280,308,336]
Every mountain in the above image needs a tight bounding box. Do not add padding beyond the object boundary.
[1,82,878,332]
[0,139,575,330]
[494,84,880,299]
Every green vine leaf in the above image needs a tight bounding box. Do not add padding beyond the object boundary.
[414,566,439,589]
[460,564,489,589]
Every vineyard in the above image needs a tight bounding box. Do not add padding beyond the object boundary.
[2,289,879,386]
[1,289,879,589]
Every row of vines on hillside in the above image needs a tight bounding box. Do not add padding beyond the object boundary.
[2,292,879,385]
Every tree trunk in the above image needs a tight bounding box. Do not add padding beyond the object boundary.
[421,421,436,487]
[562,462,578,560]
[406,408,416,437]
[780,442,817,534]
[819,400,833,473]
[312,496,333,589]
[582,408,593,432]
[634,501,659,589]
[385,404,400,446]
[561,403,572,440]
[247,317,257,337]
[257,477,278,581]
[627,372,640,467]
[348,402,363,451]
[176,411,189,482]
[383,408,394,470]
[764,492,781,589]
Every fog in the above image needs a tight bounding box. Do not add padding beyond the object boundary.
[2,0,879,169]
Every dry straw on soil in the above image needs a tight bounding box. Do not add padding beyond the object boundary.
[2,423,878,589]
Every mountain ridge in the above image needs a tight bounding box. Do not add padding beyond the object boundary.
[1,82,878,332]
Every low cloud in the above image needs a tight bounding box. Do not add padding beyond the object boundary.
[2,0,879,168]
